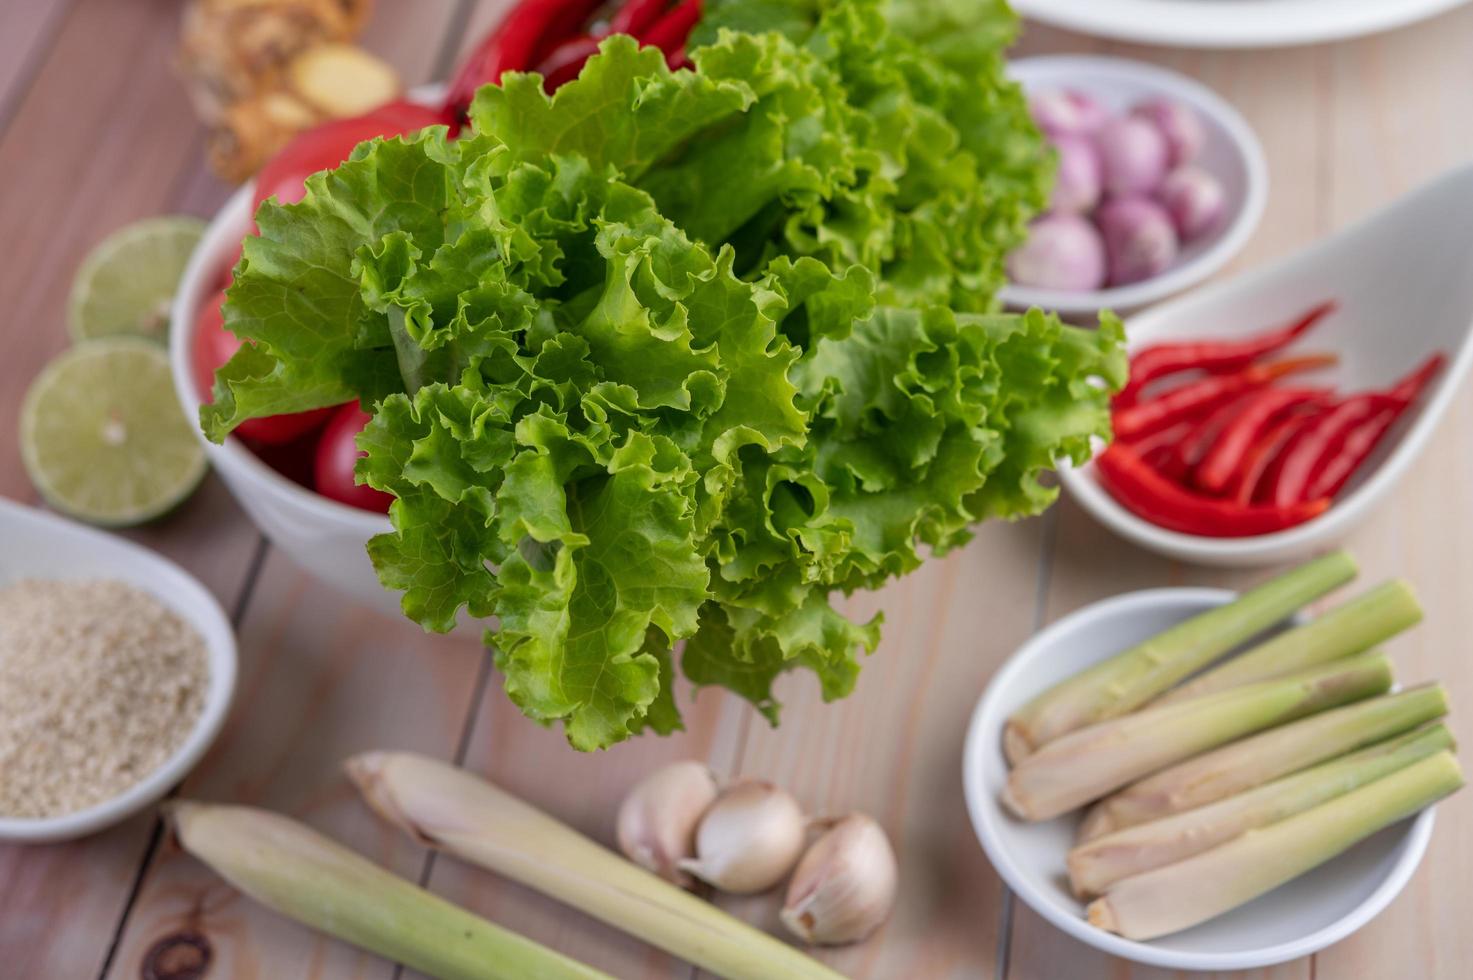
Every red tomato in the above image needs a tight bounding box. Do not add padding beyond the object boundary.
[314,403,394,513]
[252,101,453,212]
[191,289,334,445]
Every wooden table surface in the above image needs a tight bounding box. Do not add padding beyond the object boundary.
[3,2,1472,978]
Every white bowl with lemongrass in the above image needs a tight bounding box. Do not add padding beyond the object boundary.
[963,550,1460,970]
[0,498,236,844]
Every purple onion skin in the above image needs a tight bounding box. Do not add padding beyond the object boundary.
[1096,197,1180,287]
[1049,135,1103,213]
[1008,213,1108,291]
[1030,88,1111,139]
[1159,166,1227,241]
[1132,98,1206,168]
[1095,116,1170,198]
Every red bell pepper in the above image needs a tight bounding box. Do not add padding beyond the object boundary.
[1194,387,1331,495]
[1114,300,1336,408]
[1096,445,1330,538]
[1111,354,1336,441]
[444,0,606,122]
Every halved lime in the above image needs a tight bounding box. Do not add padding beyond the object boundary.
[20,338,207,526]
[67,216,207,342]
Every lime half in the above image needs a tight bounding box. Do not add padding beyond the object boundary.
[67,216,207,342]
[21,338,207,526]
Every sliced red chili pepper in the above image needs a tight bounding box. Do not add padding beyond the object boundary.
[1111,354,1336,442]
[1123,421,1196,478]
[1305,405,1400,500]
[638,0,702,65]
[1302,354,1446,500]
[1096,445,1330,538]
[609,0,671,35]
[1166,392,1258,483]
[1226,406,1322,506]
[1194,387,1331,495]
[1114,300,1336,408]
[536,34,604,90]
[1388,352,1446,402]
[445,0,606,122]
[1263,395,1399,507]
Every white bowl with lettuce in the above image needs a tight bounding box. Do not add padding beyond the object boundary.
[171,183,399,617]
[170,9,1129,752]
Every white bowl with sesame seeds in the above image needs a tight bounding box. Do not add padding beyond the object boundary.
[0,497,237,843]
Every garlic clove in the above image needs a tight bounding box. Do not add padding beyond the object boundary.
[615,761,719,887]
[677,779,805,894]
[780,813,898,946]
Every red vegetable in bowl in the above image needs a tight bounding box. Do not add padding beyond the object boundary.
[1225,406,1321,505]
[1194,387,1331,495]
[192,290,333,445]
[1113,354,1336,441]
[1008,213,1107,291]
[314,403,394,513]
[253,102,452,213]
[1097,444,1330,538]
[1114,300,1336,407]
[1100,304,1444,538]
[1096,196,1179,287]
[445,0,607,121]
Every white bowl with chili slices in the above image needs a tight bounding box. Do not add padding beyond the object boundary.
[1061,163,1473,567]
[0,498,237,844]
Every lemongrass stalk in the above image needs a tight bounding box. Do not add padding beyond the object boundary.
[166,801,610,980]
[1087,751,1463,940]
[1155,579,1421,706]
[1002,652,1392,821]
[346,752,844,980]
[1078,683,1447,841]
[1068,722,1454,898]
[1003,551,1357,764]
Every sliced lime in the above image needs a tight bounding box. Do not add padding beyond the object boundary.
[67,216,207,342]
[20,338,207,526]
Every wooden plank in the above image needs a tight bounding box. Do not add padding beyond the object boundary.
[0,0,72,127]
[100,552,487,980]
[1304,9,1473,979]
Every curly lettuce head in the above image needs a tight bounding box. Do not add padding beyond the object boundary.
[202,13,1122,749]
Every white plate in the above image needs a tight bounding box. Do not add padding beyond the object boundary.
[1015,0,1473,49]
[999,56,1267,317]
[962,588,1436,971]
[1059,162,1473,567]
[0,498,237,843]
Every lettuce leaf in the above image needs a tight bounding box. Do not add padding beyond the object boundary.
[203,6,1122,749]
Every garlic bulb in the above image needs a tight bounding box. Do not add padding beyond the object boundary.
[677,779,805,894]
[616,761,719,886]
[781,813,897,945]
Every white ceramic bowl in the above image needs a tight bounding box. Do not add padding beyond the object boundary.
[963,588,1436,972]
[999,56,1267,317]
[0,498,238,843]
[1013,0,1473,50]
[1061,163,1473,567]
[168,181,397,615]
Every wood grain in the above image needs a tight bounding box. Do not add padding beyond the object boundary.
[3,0,1473,977]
